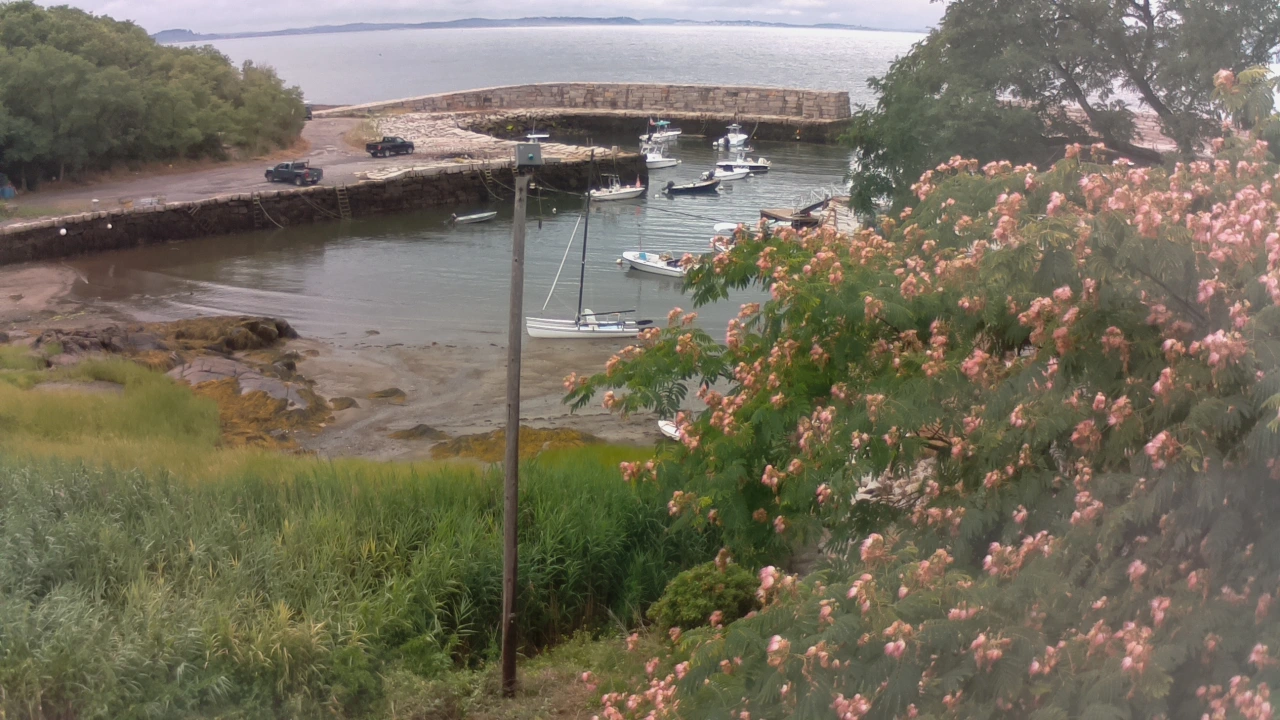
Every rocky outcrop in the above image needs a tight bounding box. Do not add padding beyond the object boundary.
[167,356,311,410]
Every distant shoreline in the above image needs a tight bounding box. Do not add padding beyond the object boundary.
[153,16,930,44]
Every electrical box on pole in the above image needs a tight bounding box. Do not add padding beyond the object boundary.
[515,143,543,168]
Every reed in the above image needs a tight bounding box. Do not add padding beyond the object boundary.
[0,450,709,718]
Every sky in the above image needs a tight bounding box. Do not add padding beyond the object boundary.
[44,0,944,35]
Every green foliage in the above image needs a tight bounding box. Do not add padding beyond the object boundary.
[576,81,1280,719]
[647,561,759,631]
[0,451,714,718]
[0,1,304,187]
[845,0,1280,215]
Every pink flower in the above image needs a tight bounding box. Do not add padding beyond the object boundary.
[1128,559,1148,585]
[884,639,907,660]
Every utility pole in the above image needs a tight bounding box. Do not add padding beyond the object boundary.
[501,153,534,698]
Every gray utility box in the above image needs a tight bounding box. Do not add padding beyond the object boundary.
[515,143,543,168]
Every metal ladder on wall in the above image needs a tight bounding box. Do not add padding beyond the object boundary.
[251,194,266,229]
[335,185,352,220]
[188,205,215,234]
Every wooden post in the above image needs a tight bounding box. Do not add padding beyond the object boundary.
[501,171,530,698]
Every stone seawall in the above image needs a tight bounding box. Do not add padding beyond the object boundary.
[318,82,851,121]
[0,156,645,266]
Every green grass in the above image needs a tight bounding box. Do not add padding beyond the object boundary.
[0,360,706,718]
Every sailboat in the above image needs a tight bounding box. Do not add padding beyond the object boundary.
[526,154,654,339]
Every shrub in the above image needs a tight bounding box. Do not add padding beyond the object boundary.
[573,74,1280,719]
[647,561,758,631]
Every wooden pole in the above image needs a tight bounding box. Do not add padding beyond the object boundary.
[501,171,530,698]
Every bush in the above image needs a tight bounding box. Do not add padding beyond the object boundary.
[574,76,1280,719]
[647,561,758,631]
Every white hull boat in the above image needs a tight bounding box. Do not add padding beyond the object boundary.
[716,124,750,149]
[590,174,646,201]
[590,185,646,201]
[658,420,680,441]
[713,222,741,234]
[526,314,647,339]
[646,151,681,169]
[623,250,687,278]
[717,157,771,173]
[641,119,682,143]
[714,167,750,181]
[452,210,497,224]
[528,152,654,340]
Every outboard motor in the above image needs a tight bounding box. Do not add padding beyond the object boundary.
[666,180,675,191]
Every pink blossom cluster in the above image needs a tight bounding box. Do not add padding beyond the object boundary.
[983,531,1056,578]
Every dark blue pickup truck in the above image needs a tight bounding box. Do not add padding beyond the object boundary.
[265,161,323,186]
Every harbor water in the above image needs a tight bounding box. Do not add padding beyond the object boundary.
[67,137,854,347]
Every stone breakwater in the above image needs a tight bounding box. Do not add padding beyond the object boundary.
[317,82,851,121]
[0,153,644,266]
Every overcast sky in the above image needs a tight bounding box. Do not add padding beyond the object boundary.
[46,0,944,35]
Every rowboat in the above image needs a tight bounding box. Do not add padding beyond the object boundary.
[622,250,687,278]
[451,210,497,224]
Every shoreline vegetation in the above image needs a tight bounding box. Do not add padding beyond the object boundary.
[0,2,305,195]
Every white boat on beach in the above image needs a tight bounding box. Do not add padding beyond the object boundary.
[622,250,687,278]
[451,210,498,224]
[715,123,750,149]
[641,119,682,143]
[713,222,741,234]
[714,166,750,181]
[589,174,646,201]
[658,420,680,441]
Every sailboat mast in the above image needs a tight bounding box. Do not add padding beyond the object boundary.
[576,149,594,322]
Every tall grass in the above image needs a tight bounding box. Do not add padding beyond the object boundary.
[0,453,712,718]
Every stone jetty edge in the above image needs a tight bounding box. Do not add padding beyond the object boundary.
[0,154,645,265]
[315,82,852,122]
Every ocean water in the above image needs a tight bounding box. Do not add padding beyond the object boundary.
[194,25,922,106]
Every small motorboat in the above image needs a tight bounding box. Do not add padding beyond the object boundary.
[717,156,771,173]
[590,174,646,201]
[644,144,681,169]
[622,250,688,278]
[658,420,680,441]
[714,123,750,149]
[713,222,742,234]
[526,310,651,339]
[641,119,682,143]
[714,166,751,181]
[664,173,722,195]
[451,210,498,224]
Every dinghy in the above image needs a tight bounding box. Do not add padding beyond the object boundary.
[527,153,653,339]
[622,250,688,278]
[664,173,721,196]
[451,210,498,224]
[589,174,646,201]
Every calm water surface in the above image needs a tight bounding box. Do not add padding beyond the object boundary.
[70,138,854,346]
[198,26,921,106]
[81,27,905,346]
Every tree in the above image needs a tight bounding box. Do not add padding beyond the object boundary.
[0,1,304,184]
[846,0,1280,216]
[572,72,1280,719]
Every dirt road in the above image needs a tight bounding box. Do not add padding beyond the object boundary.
[1,119,413,222]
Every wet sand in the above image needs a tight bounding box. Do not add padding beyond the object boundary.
[0,261,661,459]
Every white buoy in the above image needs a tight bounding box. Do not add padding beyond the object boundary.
[59,228,67,236]
[106,223,113,230]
